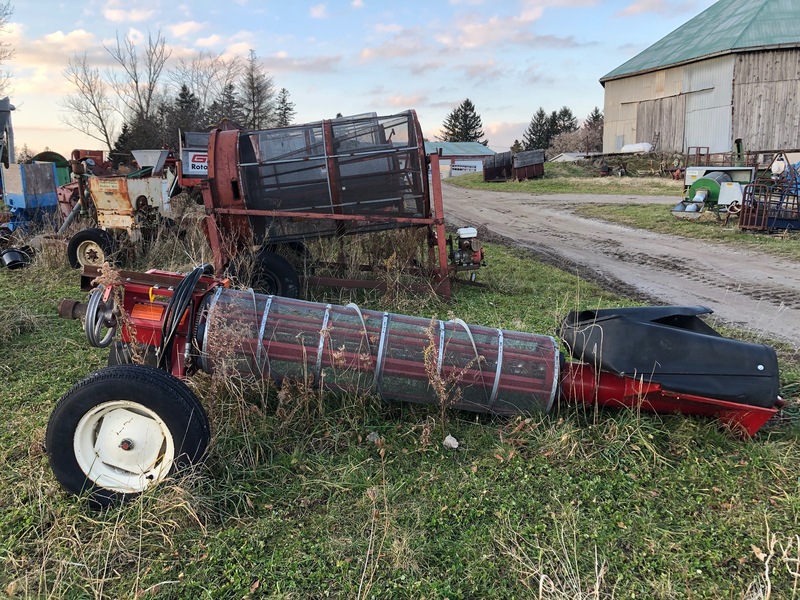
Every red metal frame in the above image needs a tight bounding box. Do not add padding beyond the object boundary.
[70,267,779,436]
[561,363,777,437]
[200,116,457,298]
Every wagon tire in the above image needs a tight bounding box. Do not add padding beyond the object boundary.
[67,228,115,269]
[46,364,210,507]
[228,249,301,297]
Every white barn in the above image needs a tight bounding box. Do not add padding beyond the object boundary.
[600,0,800,154]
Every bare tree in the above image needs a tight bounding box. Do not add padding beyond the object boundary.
[168,51,241,113]
[105,30,171,121]
[61,54,117,151]
[0,1,15,94]
[239,50,275,129]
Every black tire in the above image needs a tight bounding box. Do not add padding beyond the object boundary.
[46,364,210,507]
[249,249,300,297]
[67,228,115,269]
[0,224,12,249]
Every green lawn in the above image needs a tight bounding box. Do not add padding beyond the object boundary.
[447,165,684,197]
[2,235,800,598]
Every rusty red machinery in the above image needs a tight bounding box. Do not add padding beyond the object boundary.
[179,111,484,299]
[49,266,782,505]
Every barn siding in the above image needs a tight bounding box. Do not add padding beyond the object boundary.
[603,65,685,152]
[604,56,736,153]
[636,95,686,151]
[683,56,734,152]
[733,50,800,151]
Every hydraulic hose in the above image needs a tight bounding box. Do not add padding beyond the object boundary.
[157,264,212,370]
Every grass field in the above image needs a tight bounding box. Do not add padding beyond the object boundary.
[447,163,684,196]
[2,227,800,598]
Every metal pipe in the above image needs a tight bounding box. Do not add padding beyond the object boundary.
[57,200,83,235]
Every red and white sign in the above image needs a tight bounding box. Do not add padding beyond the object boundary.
[181,151,208,177]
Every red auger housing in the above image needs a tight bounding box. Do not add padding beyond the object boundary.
[63,267,781,437]
[49,267,783,505]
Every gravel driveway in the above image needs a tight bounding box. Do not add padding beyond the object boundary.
[442,183,800,349]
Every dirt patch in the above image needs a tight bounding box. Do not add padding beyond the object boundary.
[442,182,800,348]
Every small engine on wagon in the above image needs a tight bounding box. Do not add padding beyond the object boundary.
[448,227,485,273]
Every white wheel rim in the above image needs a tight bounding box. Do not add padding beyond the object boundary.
[77,239,105,266]
[73,400,176,494]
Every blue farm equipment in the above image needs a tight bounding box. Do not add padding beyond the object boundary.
[0,97,62,236]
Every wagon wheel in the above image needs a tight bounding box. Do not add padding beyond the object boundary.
[46,364,210,507]
[67,228,116,269]
[230,249,301,298]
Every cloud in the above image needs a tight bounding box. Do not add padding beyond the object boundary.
[407,60,446,76]
[617,0,701,15]
[267,52,342,73]
[375,23,403,34]
[618,0,669,15]
[483,120,529,150]
[169,21,206,38]
[225,41,253,56]
[352,0,364,7]
[358,24,429,63]
[196,34,222,48]
[458,60,504,85]
[310,4,327,18]
[437,12,543,49]
[380,94,429,108]
[15,27,109,69]
[102,0,158,23]
[38,29,98,55]
[522,65,554,85]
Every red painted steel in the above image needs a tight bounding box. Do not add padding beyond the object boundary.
[199,111,462,297]
[561,363,777,437]
[69,268,780,436]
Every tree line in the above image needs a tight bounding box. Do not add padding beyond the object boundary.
[61,31,297,160]
[439,99,604,156]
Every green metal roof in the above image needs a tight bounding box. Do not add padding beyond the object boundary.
[424,141,495,156]
[601,0,800,82]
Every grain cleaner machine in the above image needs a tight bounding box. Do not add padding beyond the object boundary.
[48,265,782,505]
[57,149,181,269]
[183,110,484,299]
[671,165,754,218]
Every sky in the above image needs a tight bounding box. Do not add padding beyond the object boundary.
[2,0,718,157]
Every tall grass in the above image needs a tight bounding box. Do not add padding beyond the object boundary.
[1,217,800,598]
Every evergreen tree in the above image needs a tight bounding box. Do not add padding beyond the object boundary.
[522,107,550,150]
[15,143,35,163]
[555,106,578,134]
[585,106,603,131]
[206,83,245,126]
[582,107,604,153]
[274,88,296,127]
[117,111,164,153]
[510,139,523,153]
[438,98,487,145]
[239,49,275,130]
[170,84,203,147]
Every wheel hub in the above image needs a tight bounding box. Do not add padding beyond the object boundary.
[94,408,165,475]
[78,240,104,266]
[73,401,175,494]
